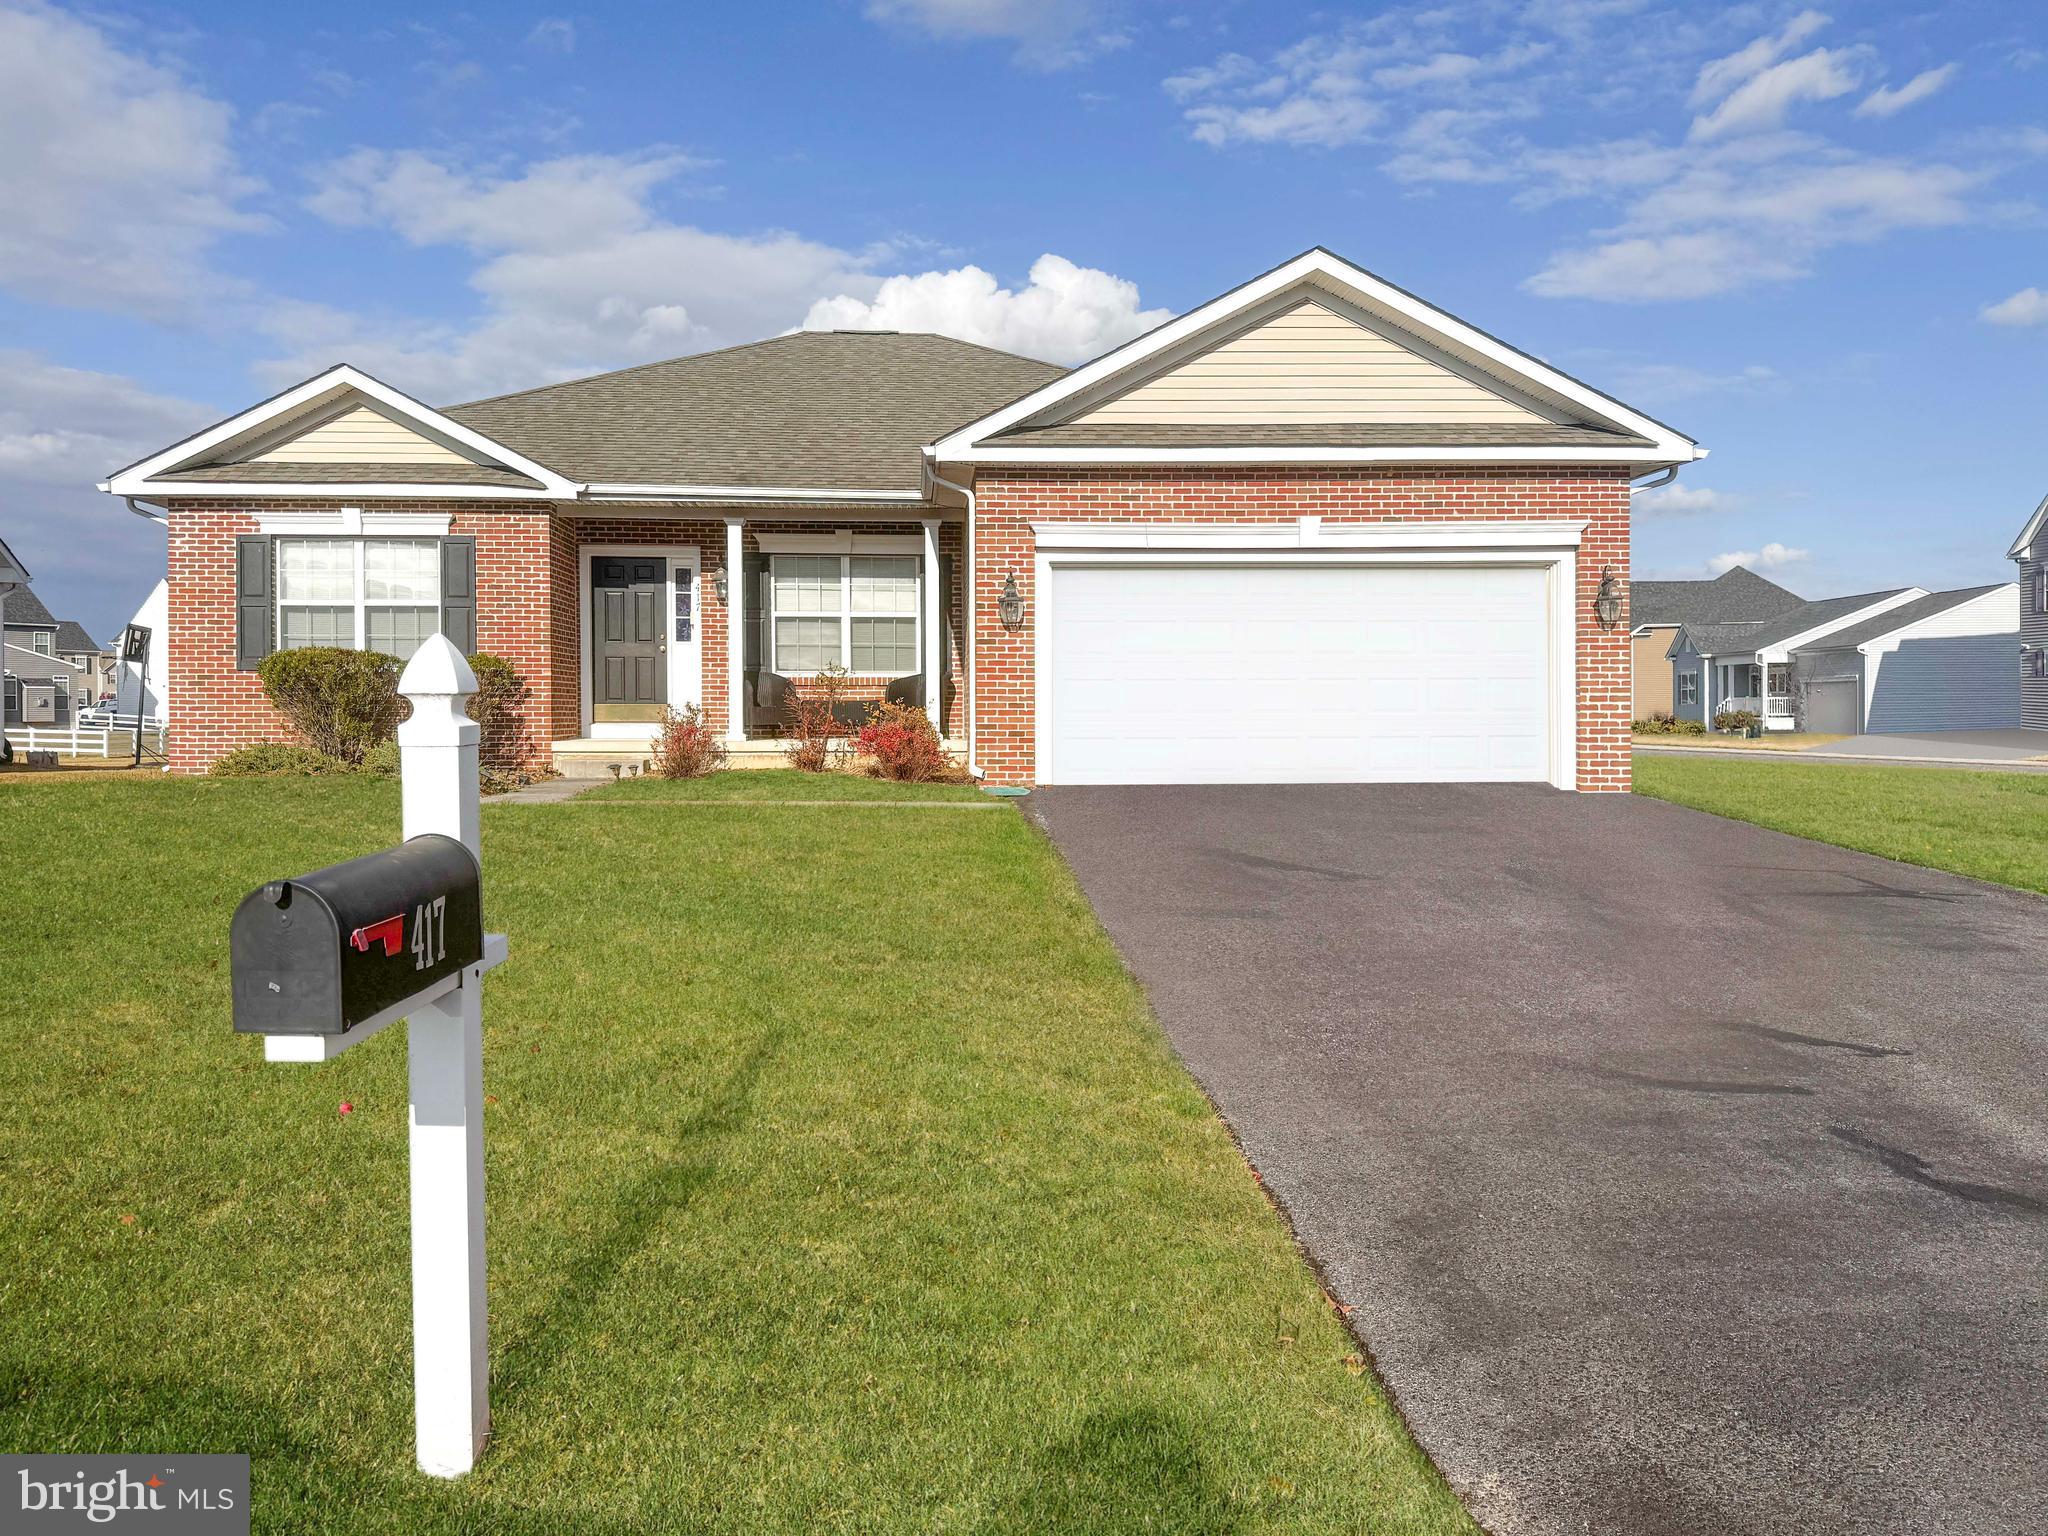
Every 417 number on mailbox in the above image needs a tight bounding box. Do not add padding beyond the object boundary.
[412,895,448,972]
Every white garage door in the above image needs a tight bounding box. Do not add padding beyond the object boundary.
[1045,563,1553,785]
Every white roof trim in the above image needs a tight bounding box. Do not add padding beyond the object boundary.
[2007,492,2047,561]
[933,444,1678,468]
[1849,583,2020,653]
[1029,517,1586,551]
[99,364,581,499]
[1757,590,1927,661]
[929,248,1702,466]
[110,480,558,501]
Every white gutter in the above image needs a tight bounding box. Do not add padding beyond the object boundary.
[1629,466,1678,496]
[922,457,981,780]
[581,482,923,503]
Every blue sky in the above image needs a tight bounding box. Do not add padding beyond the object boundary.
[3,0,2044,639]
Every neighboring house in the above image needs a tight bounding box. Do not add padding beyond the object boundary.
[1627,566,1804,718]
[0,534,27,745]
[55,621,113,713]
[101,247,1704,789]
[1787,584,2020,733]
[1671,583,2021,733]
[114,580,170,724]
[3,583,77,729]
[2011,493,2048,730]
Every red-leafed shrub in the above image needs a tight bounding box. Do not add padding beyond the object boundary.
[855,700,958,783]
[651,703,727,779]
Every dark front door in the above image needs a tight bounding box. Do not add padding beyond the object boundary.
[592,556,666,723]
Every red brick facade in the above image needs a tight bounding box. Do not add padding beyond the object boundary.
[164,501,966,772]
[166,476,1626,787]
[967,467,1633,791]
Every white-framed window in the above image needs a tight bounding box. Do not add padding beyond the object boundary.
[277,537,441,660]
[769,553,919,675]
[2029,649,2047,680]
[30,630,52,654]
[1678,670,1697,705]
[2036,566,2046,615]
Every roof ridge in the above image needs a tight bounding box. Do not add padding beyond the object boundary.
[447,329,1067,414]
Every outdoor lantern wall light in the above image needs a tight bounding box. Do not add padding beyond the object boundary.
[1593,566,1623,629]
[997,572,1025,631]
[713,566,728,605]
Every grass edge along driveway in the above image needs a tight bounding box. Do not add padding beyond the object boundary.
[1634,752,2048,896]
[0,776,1475,1536]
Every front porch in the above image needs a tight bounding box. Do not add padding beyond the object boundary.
[547,509,966,774]
[1716,660,1797,731]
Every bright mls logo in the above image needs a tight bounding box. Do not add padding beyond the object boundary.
[5,1456,248,1534]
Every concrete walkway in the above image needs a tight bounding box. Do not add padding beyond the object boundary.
[486,776,602,805]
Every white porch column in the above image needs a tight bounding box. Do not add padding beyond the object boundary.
[920,518,942,725]
[725,517,746,743]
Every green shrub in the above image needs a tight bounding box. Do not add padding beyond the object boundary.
[361,740,402,777]
[467,653,533,770]
[257,647,402,765]
[210,743,348,777]
[1713,708,1762,735]
[1632,712,1708,738]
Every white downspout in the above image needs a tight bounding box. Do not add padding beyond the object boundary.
[923,457,982,779]
[1629,466,1679,496]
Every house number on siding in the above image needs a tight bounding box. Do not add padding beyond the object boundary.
[412,894,448,972]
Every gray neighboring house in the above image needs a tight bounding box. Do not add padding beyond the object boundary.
[2,583,112,728]
[1628,566,1804,719]
[1671,582,2021,733]
[1787,584,2020,733]
[2011,493,2048,729]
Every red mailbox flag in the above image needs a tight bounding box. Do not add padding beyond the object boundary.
[349,914,405,958]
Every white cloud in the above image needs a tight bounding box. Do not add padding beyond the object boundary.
[1688,47,1863,141]
[1634,481,1724,514]
[864,0,1126,69]
[1855,64,1958,118]
[0,1,266,314]
[0,350,212,485]
[526,17,576,53]
[802,253,1169,365]
[1688,10,1830,109]
[1163,4,2005,305]
[0,350,216,640]
[1710,542,1808,573]
[1604,361,1778,399]
[1980,286,2048,326]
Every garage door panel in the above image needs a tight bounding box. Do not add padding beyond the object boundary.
[1047,563,1553,785]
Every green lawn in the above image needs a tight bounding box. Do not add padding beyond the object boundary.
[0,776,1471,1535]
[581,767,991,802]
[1634,753,2048,895]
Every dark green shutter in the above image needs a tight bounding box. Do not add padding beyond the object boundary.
[938,553,955,719]
[440,537,477,655]
[235,535,273,670]
[743,553,769,672]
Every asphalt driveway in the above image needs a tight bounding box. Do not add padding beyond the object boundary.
[1030,785,2048,1536]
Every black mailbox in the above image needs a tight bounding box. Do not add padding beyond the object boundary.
[231,834,484,1036]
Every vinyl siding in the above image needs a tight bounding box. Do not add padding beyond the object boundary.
[1633,627,1676,717]
[2019,557,2047,730]
[1862,585,2020,732]
[247,404,473,465]
[1669,639,1707,723]
[1072,300,1549,426]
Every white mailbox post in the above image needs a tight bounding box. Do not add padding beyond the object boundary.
[242,635,506,1478]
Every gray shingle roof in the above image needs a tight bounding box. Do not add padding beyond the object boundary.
[445,331,1068,493]
[1,586,56,626]
[1790,584,2011,653]
[1630,565,1805,629]
[1680,589,1911,655]
[54,621,103,654]
[156,461,545,488]
[986,421,1653,449]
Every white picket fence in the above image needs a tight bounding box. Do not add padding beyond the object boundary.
[9,723,168,759]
